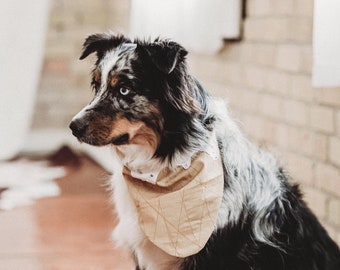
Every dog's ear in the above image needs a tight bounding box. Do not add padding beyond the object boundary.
[164,85,201,115]
[141,40,200,114]
[79,34,130,60]
[142,41,188,74]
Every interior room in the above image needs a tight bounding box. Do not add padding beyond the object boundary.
[1,0,340,269]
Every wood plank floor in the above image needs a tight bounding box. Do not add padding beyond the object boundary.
[0,149,135,270]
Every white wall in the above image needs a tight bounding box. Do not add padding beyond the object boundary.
[313,0,340,87]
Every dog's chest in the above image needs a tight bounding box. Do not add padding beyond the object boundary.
[111,171,144,248]
[110,137,223,269]
[112,172,181,270]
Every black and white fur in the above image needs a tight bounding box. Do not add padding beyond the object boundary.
[70,34,340,270]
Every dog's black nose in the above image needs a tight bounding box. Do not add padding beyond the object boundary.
[69,119,88,138]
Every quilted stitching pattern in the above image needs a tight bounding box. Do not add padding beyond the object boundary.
[123,151,224,257]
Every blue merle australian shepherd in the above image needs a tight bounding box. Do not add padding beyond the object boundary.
[70,34,340,270]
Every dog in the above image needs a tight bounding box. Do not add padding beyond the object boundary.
[70,33,340,270]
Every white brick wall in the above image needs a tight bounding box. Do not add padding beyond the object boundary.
[315,163,340,197]
[276,45,302,73]
[282,99,309,127]
[328,200,340,226]
[310,106,335,133]
[329,137,340,167]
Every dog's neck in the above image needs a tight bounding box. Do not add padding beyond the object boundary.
[113,131,218,185]
[113,143,193,184]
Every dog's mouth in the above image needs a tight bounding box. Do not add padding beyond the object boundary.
[111,133,130,145]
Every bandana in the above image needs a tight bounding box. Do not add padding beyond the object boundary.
[122,138,224,257]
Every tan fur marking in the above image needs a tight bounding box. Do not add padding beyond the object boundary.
[110,117,159,153]
[110,118,143,139]
[110,75,120,88]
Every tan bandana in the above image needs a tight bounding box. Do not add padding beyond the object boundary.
[123,140,224,258]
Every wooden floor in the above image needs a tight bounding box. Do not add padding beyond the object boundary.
[0,149,135,270]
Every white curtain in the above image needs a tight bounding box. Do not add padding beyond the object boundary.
[313,0,340,87]
[130,0,242,53]
[0,0,50,159]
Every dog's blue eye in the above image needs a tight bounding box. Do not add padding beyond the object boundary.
[119,87,130,96]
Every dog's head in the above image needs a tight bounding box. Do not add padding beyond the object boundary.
[70,34,209,159]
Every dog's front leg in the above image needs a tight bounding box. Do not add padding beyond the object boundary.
[134,253,144,270]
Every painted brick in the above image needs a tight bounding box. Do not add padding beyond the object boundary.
[328,199,340,226]
[247,0,272,16]
[263,70,291,96]
[48,11,77,31]
[44,41,74,59]
[188,55,222,82]
[220,43,242,61]
[285,153,314,185]
[259,94,283,120]
[106,0,131,30]
[276,45,302,73]
[243,18,263,41]
[329,137,340,167]
[337,110,340,136]
[244,18,290,43]
[287,127,313,156]
[290,75,314,103]
[315,163,340,197]
[254,44,277,67]
[70,56,96,76]
[224,86,243,110]
[262,119,278,145]
[299,46,313,74]
[289,18,313,44]
[239,88,260,113]
[310,106,335,133]
[201,57,225,82]
[295,0,314,17]
[283,99,309,127]
[272,0,295,16]
[43,58,69,74]
[241,114,269,143]
[243,66,266,89]
[275,124,289,150]
[239,43,277,68]
[316,88,340,107]
[313,133,328,161]
[303,186,328,220]
[219,62,243,85]
[37,75,71,98]
[204,82,230,98]
[238,43,255,66]
[264,18,291,43]
[187,53,206,77]
[191,57,242,87]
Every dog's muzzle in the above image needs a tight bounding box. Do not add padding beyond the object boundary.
[69,119,88,139]
[69,115,130,146]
